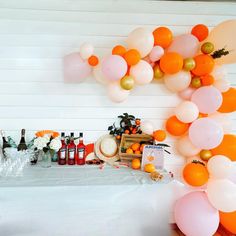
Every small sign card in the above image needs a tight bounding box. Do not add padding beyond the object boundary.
[141,145,164,170]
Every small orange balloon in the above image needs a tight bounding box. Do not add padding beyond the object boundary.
[112,45,126,56]
[160,52,183,74]
[211,134,236,161]
[123,49,141,66]
[218,87,236,113]
[201,74,214,86]
[153,130,167,142]
[183,161,209,186]
[220,211,236,234]
[88,55,99,66]
[153,27,173,48]
[165,116,189,136]
[191,24,209,42]
[191,54,215,76]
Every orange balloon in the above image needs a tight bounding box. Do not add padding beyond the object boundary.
[112,45,126,56]
[123,49,141,66]
[153,27,173,48]
[218,87,236,113]
[88,55,99,66]
[191,54,215,76]
[160,52,183,74]
[191,24,209,42]
[201,74,214,86]
[183,161,209,186]
[211,134,236,161]
[166,116,189,136]
[220,211,236,234]
[153,130,167,142]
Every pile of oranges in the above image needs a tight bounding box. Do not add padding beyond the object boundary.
[126,142,146,155]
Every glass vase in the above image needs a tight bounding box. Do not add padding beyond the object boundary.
[41,150,52,168]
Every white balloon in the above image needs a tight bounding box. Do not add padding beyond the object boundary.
[209,112,232,134]
[93,63,108,85]
[164,71,191,93]
[175,101,199,123]
[211,65,227,81]
[140,120,154,135]
[207,155,233,179]
[206,179,236,212]
[127,27,154,58]
[130,60,154,85]
[107,82,130,103]
[80,42,94,60]
[177,136,201,157]
[214,79,230,92]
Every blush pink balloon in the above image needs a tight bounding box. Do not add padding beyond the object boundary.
[191,86,223,114]
[107,82,130,103]
[149,46,164,62]
[189,118,224,149]
[63,53,92,83]
[175,191,219,236]
[102,55,127,81]
[178,87,196,100]
[167,34,199,58]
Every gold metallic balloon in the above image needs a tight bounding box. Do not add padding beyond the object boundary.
[200,150,213,161]
[154,65,164,79]
[183,58,196,71]
[120,75,135,90]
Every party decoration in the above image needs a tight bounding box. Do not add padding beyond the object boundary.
[211,134,236,161]
[189,118,224,149]
[191,76,202,88]
[207,155,233,179]
[178,87,196,100]
[130,60,154,85]
[153,64,164,79]
[209,112,232,134]
[79,42,94,60]
[177,136,200,157]
[206,20,236,64]
[123,49,141,66]
[149,46,164,62]
[211,65,227,81]
[152,27,173,48]
[201,42,214,54]
[200,150,213,162]
[219,211,236,234]
[175,101,199,123]
[183,58,196,71]
[175,191,219,236]
[63,53,92,83]
[191,24,209,42]
[160,52,183,74]
[140,121,154,135]
[102,55,127,81]
[218,87,236,113]
[164,70,191,92]
[201,75,214,86]
[88,55,99,66]
[120,76,135,90]
[127,27,154,57]
[166,116,189,136]
[213,78,230,92]
[167,34,199,58]
[112,45,126,56]
[191,86,223,114]
[107,82,130,103]
[206,179,236,212]
[93,62,108,85]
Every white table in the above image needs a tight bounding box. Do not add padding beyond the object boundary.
[0,164,173,236]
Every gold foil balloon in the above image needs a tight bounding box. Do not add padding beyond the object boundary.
[183,58,196,71]
[200,150,213,161]
[153,64,164,79]
[120,75,135,90]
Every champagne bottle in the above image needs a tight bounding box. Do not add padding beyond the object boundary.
[0,130,11,158]
[17,129,27,151]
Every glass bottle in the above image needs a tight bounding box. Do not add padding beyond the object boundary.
[77,132,86,165]
[0,130,11,158]
[67,132,76,165]
[17,129,27,151]
[58,132,67,165]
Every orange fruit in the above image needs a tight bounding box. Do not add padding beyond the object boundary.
[153,130,166,142]
[131,158,141,170]
[191,24,209,42]
[88,55,99,66]
[140,144,146,153]
[144,163,156,173]
[160,52,183,74]
[201,74,214,86]
[134,150,141,155]
[166,116,190,136]
[183,162,209,186]
[131,143,140,151]
[135,119,141,125]
[153,27,173,48]
[112,45,126,56]
[132,129,137,134]
[125,130,130,134]
[116,135,121,140]
[126,148,133,154]
[147,155,154,162]
[123,49,141,66]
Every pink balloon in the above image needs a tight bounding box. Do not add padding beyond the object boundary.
[189,118,224,149]
[102,55,127,81]
[178,87,196,100]
[107,82,130,103]
[175,191,219,236]
[191,86,223,114]
[63,53,91,83]
[149,46,164,62]
[167,34,199,58]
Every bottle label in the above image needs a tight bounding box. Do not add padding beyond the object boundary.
[60,148,66,159]
[68,148,75,159]
[78,148,85,159]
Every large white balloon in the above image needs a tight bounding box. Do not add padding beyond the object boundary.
[93,63,109,85]
[127,27,154,58]
[140,120,154,135]
[107,82,130,103]
[206,179,236,212]
[164,71,191,93]
[80,42,94,60]
[130,60,154,85]
[207,155,233,179]
[175,101,199,123]
[209,112,232,134]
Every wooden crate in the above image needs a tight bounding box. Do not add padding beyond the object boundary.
[119,134,153,162]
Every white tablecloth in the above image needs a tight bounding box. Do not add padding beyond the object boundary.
[0,164,173,236]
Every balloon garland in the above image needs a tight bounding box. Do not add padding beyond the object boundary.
[64,20,236,235]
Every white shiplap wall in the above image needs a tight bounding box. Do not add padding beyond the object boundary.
[0,0,236,176]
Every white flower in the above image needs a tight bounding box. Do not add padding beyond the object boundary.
[49,138,62,151]
[34,137,48,150]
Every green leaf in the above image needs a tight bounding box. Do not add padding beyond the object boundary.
[108,126,113,131]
